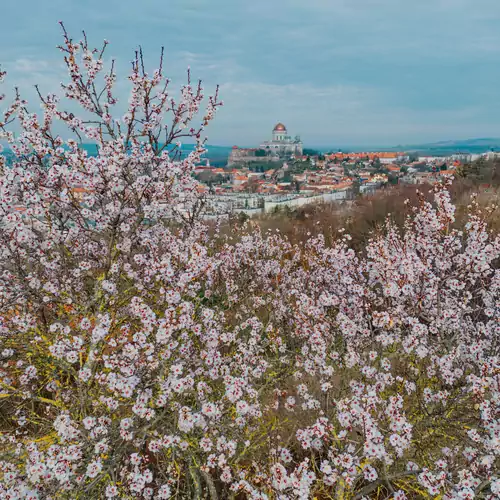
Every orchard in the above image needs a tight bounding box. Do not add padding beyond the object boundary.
[0,26,498,499]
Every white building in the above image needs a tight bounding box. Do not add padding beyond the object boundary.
[260,123,303,157]
[418,156,443,163]
[485,150,500,160]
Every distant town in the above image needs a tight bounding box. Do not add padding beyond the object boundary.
[1,124,496,221]
[193,123,495,218]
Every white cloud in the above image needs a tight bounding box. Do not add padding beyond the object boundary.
[13,58,50,73]
[210,79,499,147]
[2,0,500,145]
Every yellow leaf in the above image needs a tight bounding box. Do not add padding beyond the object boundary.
[38,397,64,408]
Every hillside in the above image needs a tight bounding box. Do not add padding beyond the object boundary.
[392,137,500,155]
[309,138,500,156]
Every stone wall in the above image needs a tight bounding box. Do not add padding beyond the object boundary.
[228,148,257,166]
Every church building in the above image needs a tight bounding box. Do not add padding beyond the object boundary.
[227,123,304,166]
[260,123,303,157]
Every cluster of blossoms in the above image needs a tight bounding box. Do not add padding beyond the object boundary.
[0,26,499,499]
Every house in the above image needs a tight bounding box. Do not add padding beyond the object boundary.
[386,164,401,173]
[233,175,249,186]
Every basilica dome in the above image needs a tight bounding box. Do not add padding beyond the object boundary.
[273,123,287,131]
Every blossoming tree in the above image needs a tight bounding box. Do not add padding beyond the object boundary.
[0,25,499,500]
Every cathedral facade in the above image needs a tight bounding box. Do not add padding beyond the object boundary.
[260,123,303,157]
[227,123,303,166]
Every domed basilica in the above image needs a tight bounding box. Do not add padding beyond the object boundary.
[227,123,303,166]
[260,123,303,157]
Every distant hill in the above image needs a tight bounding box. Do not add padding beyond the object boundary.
[392,138,500,156]
[311,138,500,156]
[1,143,233,168]
[175,144,232,167]
[3,139,499,164]
[79,143,232,164]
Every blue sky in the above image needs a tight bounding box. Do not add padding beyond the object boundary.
[2,0,500,147]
